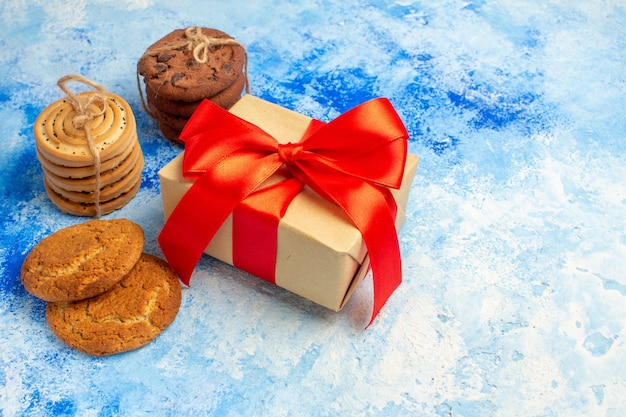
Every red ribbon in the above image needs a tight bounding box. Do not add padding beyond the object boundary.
[232,177,303,283]
[158,97,408,325]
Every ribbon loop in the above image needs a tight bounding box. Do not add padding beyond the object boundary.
[159,97,409,325]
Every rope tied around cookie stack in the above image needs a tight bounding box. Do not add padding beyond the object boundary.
[137,26,250,119]
[56,75,107,218]
[183,26,248,81]
[142,26,249,93]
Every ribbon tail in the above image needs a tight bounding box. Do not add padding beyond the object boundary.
[159,153,282,285]
[367,188,401,327]
[292,162,402,326]
[158,171,228,285]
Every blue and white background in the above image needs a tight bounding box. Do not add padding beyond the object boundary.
[1,1,625,416]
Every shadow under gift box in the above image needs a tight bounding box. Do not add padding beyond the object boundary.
[159,95,419,312]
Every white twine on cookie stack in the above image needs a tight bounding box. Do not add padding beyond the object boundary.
[56,75,107,218]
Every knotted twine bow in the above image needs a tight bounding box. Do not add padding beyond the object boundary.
[183,26,248,80]
[55,75,108,218]
[158,98,409,325]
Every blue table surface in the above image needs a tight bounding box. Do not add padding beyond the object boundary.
[1,1,625,416]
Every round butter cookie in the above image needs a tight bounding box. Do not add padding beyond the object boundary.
[43,164,142,217]
[21,219,144,302]
[36,137,137,179]
[34,92,137,168]
[41,143,141,193]
[46,253,182,356]
[137,27,246,102]
[44,152,143,205]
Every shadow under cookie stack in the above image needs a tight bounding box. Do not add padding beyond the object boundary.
[137,26,248,143]
[34,75,143,217]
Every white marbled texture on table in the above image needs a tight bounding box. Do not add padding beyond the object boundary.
[1,0,625,416]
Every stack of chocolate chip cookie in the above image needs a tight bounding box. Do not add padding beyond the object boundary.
[137,27,247,142]
[34,76,143,217]
[21,219,182,356]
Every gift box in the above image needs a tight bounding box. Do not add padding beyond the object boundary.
[158,95,418,316]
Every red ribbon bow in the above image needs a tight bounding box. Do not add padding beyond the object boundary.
[158,97,409,325]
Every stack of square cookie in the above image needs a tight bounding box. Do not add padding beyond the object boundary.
[137,27,247,143]
[34,92,143,217]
